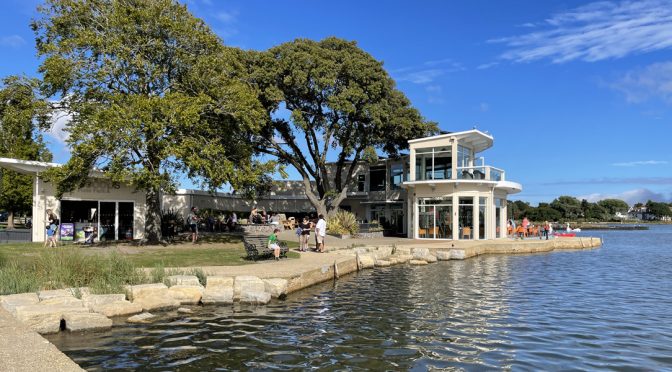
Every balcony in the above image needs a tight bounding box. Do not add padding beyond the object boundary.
[412,165,505,183]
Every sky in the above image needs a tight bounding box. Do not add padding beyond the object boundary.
[1,0,672,206]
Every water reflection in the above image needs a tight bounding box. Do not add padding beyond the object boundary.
[47,227,672,370]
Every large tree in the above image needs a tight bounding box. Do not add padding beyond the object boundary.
[247,37,437,217]
[33,0,271,242]
[597,199,629,216]
[0,76,52,229]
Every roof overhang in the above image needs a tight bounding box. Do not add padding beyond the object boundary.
[0,157,61,175]
[409,129,494,153]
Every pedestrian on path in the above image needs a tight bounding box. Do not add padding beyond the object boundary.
[315,214,327,253]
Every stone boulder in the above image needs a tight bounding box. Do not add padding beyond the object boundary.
[263,278,288,298]
[40,297,84,307]
[202,276,234,305]
[410,259,428,266]
[449,249,466,260]
[167,285,204,305]
[63,313,112,332]
[166,275,202,287]
[14,304,89,334]
[126,283,179,311]
[37,289,75,301]
[435,251,451,261]
[412,248,432,261]
[234,276,271,304]
[0,293,40,315]
[177,307,193,314]
[127,312,156,324]
[375,260,391,267]
[425,255,438,263]
[357,254,375,269]
[83,294,142,317]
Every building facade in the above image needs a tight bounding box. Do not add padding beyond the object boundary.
[0,129,521,242]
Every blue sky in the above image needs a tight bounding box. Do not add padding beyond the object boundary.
[2,0,672,206]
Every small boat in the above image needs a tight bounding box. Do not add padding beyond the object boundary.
[554,232,576,237]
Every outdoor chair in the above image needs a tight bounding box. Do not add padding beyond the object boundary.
[243,234,288,261]
[461,227,472,239]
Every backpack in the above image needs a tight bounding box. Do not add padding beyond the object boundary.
[295,227,302,236]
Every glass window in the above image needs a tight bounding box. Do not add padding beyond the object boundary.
[417,197,452,239]
[495,198,503,238]
[390,163,404,189]
[357,174,365,192]
[414,147,452,181]
[458,197,473,240]
[369,166,386,191]
[479,197,487,239]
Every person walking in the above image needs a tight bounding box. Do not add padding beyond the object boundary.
[542,220,550,240]
[44,209,59,248]
[315,214,327,253]
[188,206,200,244]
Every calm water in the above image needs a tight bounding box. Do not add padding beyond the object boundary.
[47,226,672,371]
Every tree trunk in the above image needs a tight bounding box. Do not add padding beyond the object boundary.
[144,186,162,243]
[7,210,15,230]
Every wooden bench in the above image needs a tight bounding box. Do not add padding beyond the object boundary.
[243,235,288,261]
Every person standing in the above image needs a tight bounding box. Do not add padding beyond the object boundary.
[44,209,59,248]
[522,217,529,238]
[299,216,311,252]
[229,212,238,231]
[188,207,200,244]
[315,214,327,253]
[542,220,550,240]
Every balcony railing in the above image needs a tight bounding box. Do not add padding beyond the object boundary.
[413,165,505,182]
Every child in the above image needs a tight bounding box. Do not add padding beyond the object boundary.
[268,228,281,260]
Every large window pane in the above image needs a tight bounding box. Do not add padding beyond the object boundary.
[495,198,502,238]
[418,205,434,238]
[458,197,473,240]
[436,204,452,239]
[390,163,404,189]
[433,148,452,180]
[369,166,386,191]
[479,197,487,239]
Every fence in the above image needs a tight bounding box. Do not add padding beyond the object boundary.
[0,229,32,243]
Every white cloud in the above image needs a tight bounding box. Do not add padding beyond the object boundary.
[214,10,238,24]
[46,110,71,144]
[479,102,490,112]
[579,188,670,204]
[610,61,672,103]
[477,62,499,70]
[0,35,25,48]
[393,59,464,84]
[491,0,672,63]
[611,160,668,166]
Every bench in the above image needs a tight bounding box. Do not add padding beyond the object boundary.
[243,235,289,261]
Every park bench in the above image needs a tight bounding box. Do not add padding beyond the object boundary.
[243,234,288,261]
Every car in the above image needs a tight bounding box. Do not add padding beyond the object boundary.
[0,212,8,222]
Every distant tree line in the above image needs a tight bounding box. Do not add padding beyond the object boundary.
[509,196,672,222]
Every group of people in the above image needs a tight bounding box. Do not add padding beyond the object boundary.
[508,217,553,240]
[291,214,327,253]
[44,209,59,247]
[186,207,239,244]
[249,207,281,225]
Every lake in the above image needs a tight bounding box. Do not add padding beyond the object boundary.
[46,226,672,370]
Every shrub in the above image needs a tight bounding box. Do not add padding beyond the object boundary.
[327,210,359,235]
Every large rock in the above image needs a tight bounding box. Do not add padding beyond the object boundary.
[202,276,235,305]
[263,278,288,298]
[412,248,432,261]
[127,312,156,324]
[435,251,451,261]
[233,276,266,301]
[132,295,179,312]
[357,254,375,269]
[126,283,168,301]
[425,255,438,263]
[449,249,466,260]
[0,293,40,315]
[37,289,74,301]
[14,304,89,334]
[375,260,391,267]
[82,294,127,307]
[239,291,271,305]
[410,259,428,266]
[166,275,201,287]
[167,285,204,305]
[90,301,143,318]
[40,297,84,307]
[63,312,112,332]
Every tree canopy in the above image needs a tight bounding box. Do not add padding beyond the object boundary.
[0,76,52,228]
[247,37,437,216]
[33,0,272,241]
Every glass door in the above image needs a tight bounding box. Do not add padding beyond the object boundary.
[99,202,116,241]
[119,202,134,240]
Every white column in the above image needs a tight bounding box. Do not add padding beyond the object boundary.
[452,193,459,240]
[473,195,479,240]
[409,148,416,181]
[451,139,458,180]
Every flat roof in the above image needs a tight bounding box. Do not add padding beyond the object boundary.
[0,157,61,175]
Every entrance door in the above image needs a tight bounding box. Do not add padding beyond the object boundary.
[389,208,404,235]
[119,202,134,240]
[99,202,116,241]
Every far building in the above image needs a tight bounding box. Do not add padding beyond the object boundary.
[0,129,521,242]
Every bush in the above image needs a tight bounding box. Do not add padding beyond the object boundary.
[327,210,359,235]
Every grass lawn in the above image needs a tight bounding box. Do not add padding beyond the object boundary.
[0,233,300,268]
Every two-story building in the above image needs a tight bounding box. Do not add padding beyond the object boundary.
[0,129,521,242]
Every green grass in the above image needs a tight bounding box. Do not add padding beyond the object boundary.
[0,237,300,295]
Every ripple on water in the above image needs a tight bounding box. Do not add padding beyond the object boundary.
[45,227,672,370]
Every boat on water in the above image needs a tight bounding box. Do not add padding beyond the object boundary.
[555,232,576,237]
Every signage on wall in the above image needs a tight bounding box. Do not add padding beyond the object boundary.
[60,223,74,241]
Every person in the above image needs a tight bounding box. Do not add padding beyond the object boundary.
[187,206,200,244]
[315,214,327,253]
[250,207,258,224]
[299,216,311,252]
[228,212,238,231]
[541,220,550,240]
[44,209,59,248]
[260,209,267,224]
[269,212,280,225]
[549,222,554,236]
[522,217,529,238]
[508,218,516,239]
[268,228,281,260]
